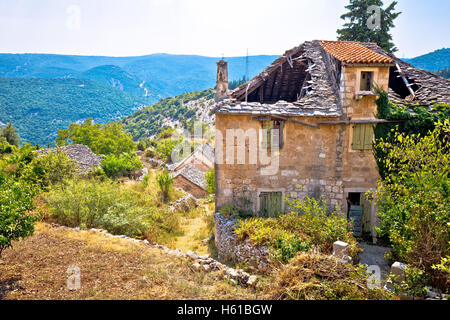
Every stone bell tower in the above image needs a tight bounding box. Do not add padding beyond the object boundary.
[216,59,229,102]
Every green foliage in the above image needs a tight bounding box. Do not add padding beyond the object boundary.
[374,91,450,179]
[205,168,215,195]
[0,136,15,155]
[234,196,356,263]
[156,170,174,203]
[122,89,215,141]
[57,118,136,155]
[390,266,430,299]
[101,153,143,178]
[0,121,20,146]
[0,175,37,256]
[0,78,144,146]
[43,179,179,242]
[22,150,76,189]
[372,120,450,289]
[337,0,401,53]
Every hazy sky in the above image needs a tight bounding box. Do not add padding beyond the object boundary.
[0,0,448,58]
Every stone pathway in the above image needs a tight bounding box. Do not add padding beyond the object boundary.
[358,242,392,281]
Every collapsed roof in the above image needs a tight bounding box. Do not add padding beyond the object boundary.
[213,40,449,117]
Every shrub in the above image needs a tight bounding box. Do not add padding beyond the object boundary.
[234,196,356,263]
[372,120,449,289]
[205,168,215,194]
[56,118,136,156]
[101,152,143,178]
[267,252,392,300]
[43,179,179,242]
[0,175,37,256]
[156,170,173,202]
[22,150,76,189]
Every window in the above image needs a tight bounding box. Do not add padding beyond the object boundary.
[262,120,284,149]
[360,71,373,91]
[352,124,374,150]
[259,192,282,217]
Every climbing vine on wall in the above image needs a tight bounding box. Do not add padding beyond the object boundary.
[373,90,450,178]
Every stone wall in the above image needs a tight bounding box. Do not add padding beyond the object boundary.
[214,65,391,236]
[214,213,272,273]
[174,175,208,199]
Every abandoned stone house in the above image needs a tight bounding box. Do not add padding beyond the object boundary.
[169,143,215,198]
[212,40,450,238]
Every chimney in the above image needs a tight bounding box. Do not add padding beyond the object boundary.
[216,59,228,102]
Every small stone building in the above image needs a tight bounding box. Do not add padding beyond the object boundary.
[212,40,450,238]
[169,143,214,198]
[173,164,208,199]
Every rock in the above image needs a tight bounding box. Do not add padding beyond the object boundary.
[137,167,149,182]
[332,241,350,259]
[191,263,201,271]
[247,275,259,287]
[202,264,211,272]
[391,261,407,282]
[226,268,239,279]
[202,235,214,243]
[186,251,199,260]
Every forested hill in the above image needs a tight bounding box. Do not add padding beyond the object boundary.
[122,88,215,141]
[0,53,278,100]
[0,78,144,146]
[404,48,450,72]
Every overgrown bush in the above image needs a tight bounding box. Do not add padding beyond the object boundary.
[156,170,173,202]
[101,152,143,178]
[372,120,449,289]
[43,179,179,242]
[267,252,392,300]
[205,168,215,194]
[0,175,37,256]
[234,196,356,263]
[22,150,76,189]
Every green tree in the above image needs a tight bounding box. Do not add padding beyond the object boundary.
[0,175,37,256]
[0,121,20,147]
[372,120,449,289]
[337,0,401,53]
[56,118,136,155]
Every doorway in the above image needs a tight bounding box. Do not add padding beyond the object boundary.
[347,192,372,237]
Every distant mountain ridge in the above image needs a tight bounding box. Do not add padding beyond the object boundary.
[0,53,279,101]
[403,48,450,72]
[1,48,449,145]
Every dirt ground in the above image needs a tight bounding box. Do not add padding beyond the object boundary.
[0,223,259,300]
[358,242,392,281]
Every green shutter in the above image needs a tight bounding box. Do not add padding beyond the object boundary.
[352,125,363,150]
[259,192,282,217]
[363,124,374,150]
[352,124,373,150]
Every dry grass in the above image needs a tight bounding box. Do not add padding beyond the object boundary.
[265,252,393,300]
[0,223,260,300]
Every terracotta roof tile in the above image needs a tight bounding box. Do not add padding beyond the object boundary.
[319,40,393,64]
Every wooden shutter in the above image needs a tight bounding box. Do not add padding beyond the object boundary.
[349,205,363,236]
[362,124,374,150]
[259,192,282,218]
[352,125,363,150]
[262,121,273,149]
[352,124,373,150]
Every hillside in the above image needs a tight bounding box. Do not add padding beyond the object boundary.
[0,53,278,100]
[404,48,450,72]
[122,88,215,141]
[0,78,145,145]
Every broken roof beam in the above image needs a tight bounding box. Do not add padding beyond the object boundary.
[270,115,320,128]
[395,63,416,99]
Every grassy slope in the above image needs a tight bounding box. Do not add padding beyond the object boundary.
[0,222,258,300]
